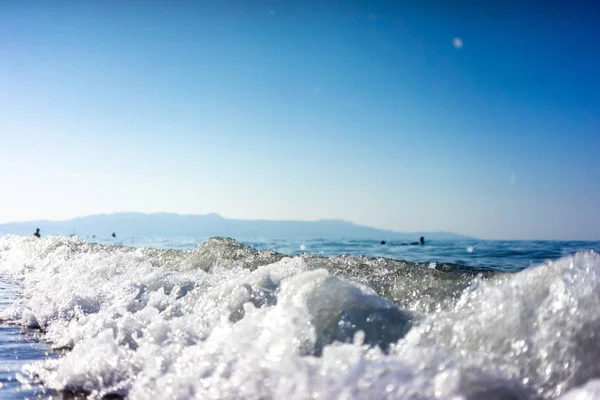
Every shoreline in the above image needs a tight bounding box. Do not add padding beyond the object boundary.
[0,279,55,399]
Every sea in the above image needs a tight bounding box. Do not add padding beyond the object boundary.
[1,235,600,399]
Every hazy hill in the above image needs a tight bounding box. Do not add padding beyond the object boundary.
[0,212,475,241]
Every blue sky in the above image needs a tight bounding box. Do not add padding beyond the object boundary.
[0,1,598,240]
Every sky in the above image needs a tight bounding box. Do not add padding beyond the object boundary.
[0,0,599,240]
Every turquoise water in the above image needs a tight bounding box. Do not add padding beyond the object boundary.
[1,236,599,399]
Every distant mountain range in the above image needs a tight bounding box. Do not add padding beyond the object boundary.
[0,212,475,241]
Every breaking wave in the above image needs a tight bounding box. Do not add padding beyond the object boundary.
[0,235,599,399]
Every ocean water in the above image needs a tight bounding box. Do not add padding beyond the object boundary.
[1,235,600,399]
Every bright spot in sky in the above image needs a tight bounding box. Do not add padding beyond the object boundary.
[453,37,463,49]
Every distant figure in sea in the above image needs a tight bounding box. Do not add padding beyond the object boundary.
[112,232,116,238]
[381,240,386,245]
[409,236,425,246]
[33,228,40,238]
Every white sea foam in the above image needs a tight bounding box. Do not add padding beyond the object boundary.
[558,380,600,400]
[0,235,599,399]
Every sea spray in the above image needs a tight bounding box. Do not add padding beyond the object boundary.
[0,235,599,399]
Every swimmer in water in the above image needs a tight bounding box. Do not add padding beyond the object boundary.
[33,228,40,238]
[409,237,425,245]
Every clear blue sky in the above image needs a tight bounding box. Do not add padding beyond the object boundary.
[1,0,598,240]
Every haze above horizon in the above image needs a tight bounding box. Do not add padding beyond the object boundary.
[1,1,599,240]
[0,211,476,241]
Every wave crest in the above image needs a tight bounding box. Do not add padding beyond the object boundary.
[0,235,598,399]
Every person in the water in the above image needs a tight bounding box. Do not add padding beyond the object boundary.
[381,240,386,245]
[409,237,425,245]
[33,228,40,238]
[112,232,116,238]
